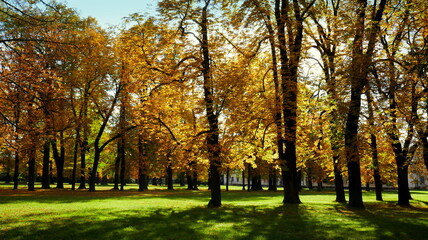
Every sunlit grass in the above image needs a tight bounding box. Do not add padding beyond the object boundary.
[0,184,427,240]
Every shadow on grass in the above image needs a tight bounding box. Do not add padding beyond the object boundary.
[336,202,428,240]
[0,189,287,204]
[2,202,428,240]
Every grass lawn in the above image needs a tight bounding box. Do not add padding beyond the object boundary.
[0,184,427,240]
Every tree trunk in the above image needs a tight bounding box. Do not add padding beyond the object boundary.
[113,140,121,190]
[366,90,383,201]
[13,106,20,190]
[344,0,367,209]
[51,133,65,189]
[167,159,173,190]
[119,137,126,191]
[200,2,221,207]
[226,168,230,191]
[420,132,428,170]
[397,161,411,205]
[27,142,36,191]
[13,150,19,190]
[138,135,148,191]
[330,108,346,202]
[41,140,51,189]
[307,175,313,190]
[186,171,193,190]
[192,170,199,190]
[78,138,87,190]
[317,182,323,192]
[5,152,11,184]
[242,170,245,191]
[180,172,185,186]
[268,166,277,191]
[89,148,101,192]
[71,128,80,190]
[247,164,252,192]
[275,0,303,205]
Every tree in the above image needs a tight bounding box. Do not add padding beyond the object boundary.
[344,0,386,208]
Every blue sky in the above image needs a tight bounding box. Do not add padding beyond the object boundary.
[61,0,158,27]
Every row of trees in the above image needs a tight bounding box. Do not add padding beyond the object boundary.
[0,0,427,208]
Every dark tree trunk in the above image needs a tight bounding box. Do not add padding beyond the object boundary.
[119,100,126,191]
[78,138,87,190]
[330,108,346,202]
[13,107,20,190]
[397,162,411,205]
[275,0,303,205]
[420,133,428,170]
[333,161,346,202]
[5,152,11,184]
[297,170,302,191]
[346,0,386,208]
[307,174,313,190]
[71,128,80,190]
[119,137,126,191]
[242,170,245,191]
[317,182,323,192]
[226,168,230,191]
[113,141,121,190]
[366,90,382,201]
[42,140,51,189]
[344,0,367,209]
[13,151,19,190]
[167,159,173,190]
[49,160,54,184]
[138,135,148,191]
[247,164,252,192]
[101,175,108,185]
[192,170,199,190]
[186,171,193,190]
[27,139,36,191]
[89,149,101,192]
[200,2,221,207]
[51,133,65,189]
[251,176,258,191]
[264,1,283,195]
[180,172,185,186]
[310,0,346,204]
[268,166,277,191]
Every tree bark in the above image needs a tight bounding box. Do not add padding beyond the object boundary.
[247,164,252,192]
[186,172,193,190]
[366,90,382,201]
[275,0,303,204]
[13,150,19,190]
[166,158,173,190]
[78,135,88,190]
[5,152,11,184]
[138,134,148,191]
[242,170,245,190]
[71,128,80,190]
[27,141,36,191]
[226,168,230,191]
[345,0,367,209]
[41,140,51,189]
[192,170,199,190]
[51,132,65,189]
[200,2,221,207]
[113,140,121,190]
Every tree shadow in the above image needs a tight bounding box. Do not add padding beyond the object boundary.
[335,202,428,240]
[4,202,427,240]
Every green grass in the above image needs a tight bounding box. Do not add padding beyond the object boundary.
[0,184,427,240]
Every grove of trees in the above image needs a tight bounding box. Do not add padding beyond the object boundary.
[0,0,427,208]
